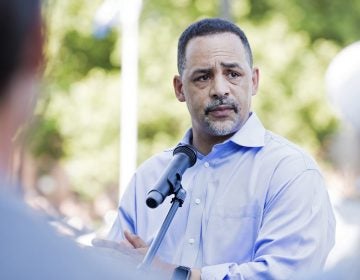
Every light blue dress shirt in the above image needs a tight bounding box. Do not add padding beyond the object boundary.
[108,113,336,280]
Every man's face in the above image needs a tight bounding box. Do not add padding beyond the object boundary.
[174,32,259,140]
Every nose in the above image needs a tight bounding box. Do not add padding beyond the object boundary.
[210,75,229,99]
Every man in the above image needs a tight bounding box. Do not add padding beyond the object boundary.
[107,18,336,279]
[0,1,159,279]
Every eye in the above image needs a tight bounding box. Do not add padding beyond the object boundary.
[194,74,210,82]
[227,71,240,79]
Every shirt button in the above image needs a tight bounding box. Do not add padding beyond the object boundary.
[188,238,195,245]
[195,198,201,205]
[204,162,209,168]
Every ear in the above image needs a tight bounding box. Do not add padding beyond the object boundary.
[173,75,185,102]
[251,67,260,96]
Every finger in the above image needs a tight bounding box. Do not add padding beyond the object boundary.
[92,238,141,258]
[124,230,147,249]
[119,239,133,248]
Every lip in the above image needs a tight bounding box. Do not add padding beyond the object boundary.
[207,105,235,117]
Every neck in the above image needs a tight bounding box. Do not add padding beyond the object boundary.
[191,130,235,155]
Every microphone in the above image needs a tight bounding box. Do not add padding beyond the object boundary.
[146,144,197,208]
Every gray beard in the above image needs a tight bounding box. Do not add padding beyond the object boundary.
[203,97,241,136]
[204,118,240,136]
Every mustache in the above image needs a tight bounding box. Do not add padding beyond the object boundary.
[204,98,239,115]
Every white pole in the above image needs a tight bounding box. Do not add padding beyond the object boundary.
[119,0,142,200]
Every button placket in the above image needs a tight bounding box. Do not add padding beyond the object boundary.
[179,162,209,266]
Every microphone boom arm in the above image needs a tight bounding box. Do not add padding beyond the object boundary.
[138,144,197,270]
[138,180,186,270]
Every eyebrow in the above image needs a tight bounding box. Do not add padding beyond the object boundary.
[190,68,211,76]
[190,62,244,76]
[220,62,242,69]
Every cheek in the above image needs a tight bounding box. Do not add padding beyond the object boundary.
[232,84,252,105]
[239,95,253,113]
[192,91,207,106]
[185,98,197,114]
[183,83,211,115]
[185,95,205,116]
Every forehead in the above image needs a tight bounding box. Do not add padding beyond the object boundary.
[185,32,247,68]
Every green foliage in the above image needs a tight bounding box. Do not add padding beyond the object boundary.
[247,0,360,45]
[43,70,121,198]
[28,116,65,161]
[244,16,341,156]
[289,0,360,45]
[50,30,119,89]
[30,0,357,200]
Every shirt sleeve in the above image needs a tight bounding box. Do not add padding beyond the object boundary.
[107,175,137,241]
[201,169,336,280]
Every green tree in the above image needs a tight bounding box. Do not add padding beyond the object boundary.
[28,0,357,205]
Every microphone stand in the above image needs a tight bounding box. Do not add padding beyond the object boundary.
[138,179,186,270]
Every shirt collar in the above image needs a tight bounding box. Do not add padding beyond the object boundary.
[229,112,266,148]
[180,112,266,148]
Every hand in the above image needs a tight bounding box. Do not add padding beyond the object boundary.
[123,231,202,280]
[92,231,201,279]
[92,231,164,269]
[91,237,144,263]
[123,230,148,252]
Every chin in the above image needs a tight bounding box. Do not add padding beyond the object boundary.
[206,120,240,136]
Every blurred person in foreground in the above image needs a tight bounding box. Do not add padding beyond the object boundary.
[0,0,160,279]
[102,18,336,279]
